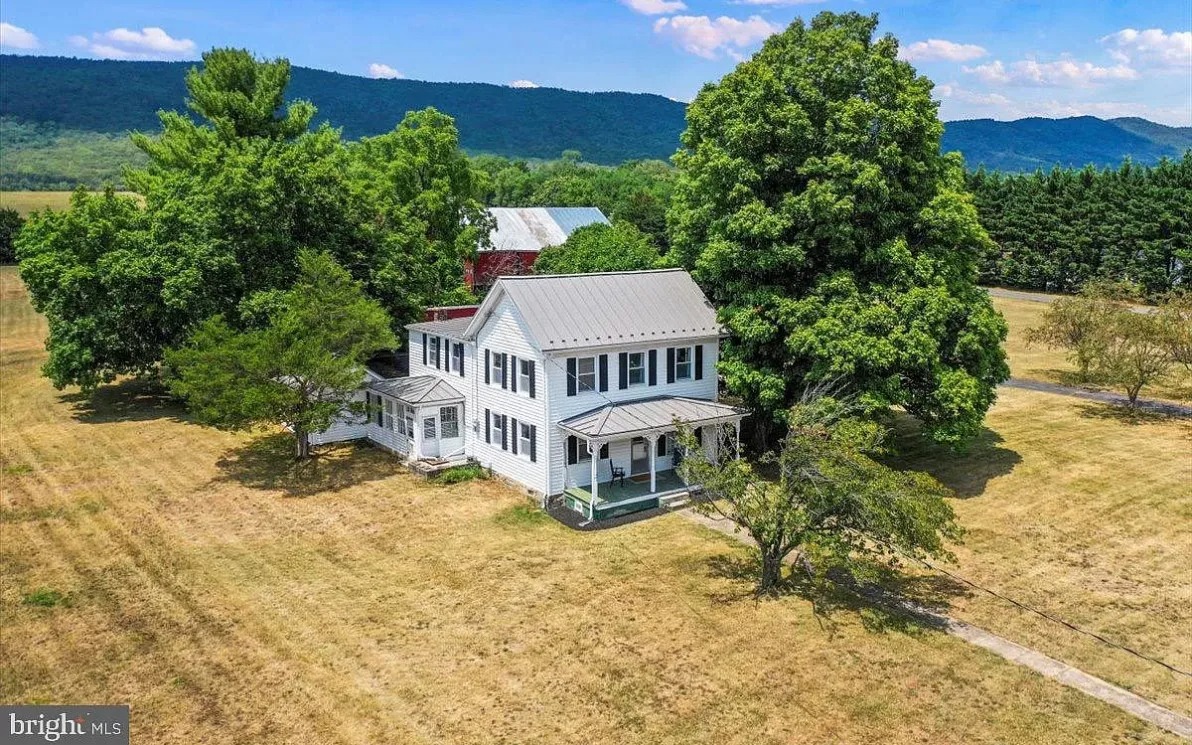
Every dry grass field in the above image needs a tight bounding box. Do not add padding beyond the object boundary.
[1,265,1187,743]
[0,191,141,216]
[991,295,1192,403]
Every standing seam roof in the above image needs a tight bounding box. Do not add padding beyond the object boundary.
[488,268,722,351]
[484,207,609,252]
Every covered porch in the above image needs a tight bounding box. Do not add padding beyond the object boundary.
[558,396,745,521]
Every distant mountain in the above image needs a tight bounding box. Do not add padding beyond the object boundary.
[1,55,1188,174]
[0,55,684,165]
[940,116,1191,172]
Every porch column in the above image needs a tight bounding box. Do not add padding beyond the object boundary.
[588,439,598,521]
[648,433,657,493]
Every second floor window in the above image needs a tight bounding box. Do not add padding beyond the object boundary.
[518,358,532,393]
[576,356,596,392]
[627,352,645,386]
[675,346,693,380]
[429,336,441,369]
[491,352,505,387]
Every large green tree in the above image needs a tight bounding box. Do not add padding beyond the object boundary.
[165,251,395,458]
[668,12,1008,446]
[678,396,959,593]
[533,222,659,275]
[17,48,482,390]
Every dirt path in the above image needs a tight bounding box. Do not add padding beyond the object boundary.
[682,511,1192,741]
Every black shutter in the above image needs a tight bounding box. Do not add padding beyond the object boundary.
[666,347,676,384]
[457,344,465,378]
[510,355,518,393]
[618,352,628,390]
[501,353,509,390]
[695,427,703,446]
[695,344,704,380]
[567,436,576,465]
[500,415,508,450]
[657,436,666,457]
[598,354,609,392]
[566,358,577,396]
[436,338,442,369]
[422,333,428,365]
[599,443,608,459]
[529,425,537,462]
[511,417,519,454]
[648,350,657,386]
[485,349,490,384]
[485,409,491,444]
[528,362,536,399]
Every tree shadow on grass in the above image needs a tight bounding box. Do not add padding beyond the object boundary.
[59,377,188,424]
[885,419,1023,499]
[705,551,971,636]
[1074,402,1190,426]
[213,432,402,498]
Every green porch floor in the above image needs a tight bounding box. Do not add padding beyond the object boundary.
[563,468,688,506]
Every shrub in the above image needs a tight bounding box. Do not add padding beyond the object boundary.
[430,463,488,485]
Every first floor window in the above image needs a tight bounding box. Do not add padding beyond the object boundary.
[627,352,645,386]
[567,436,607,465]
[404,407,414,437]
[576,356,596,392]
[423,416,437,440]
[396,404,408,436]
[384,399,394,429]
[491,413,505,448]
[519,422,533,458]
[440,406,460,439]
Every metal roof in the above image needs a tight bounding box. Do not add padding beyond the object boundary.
[559,396,745,440]
[485,207,609,252]
[406,317,473,338]
[369,376,465,405]
[464,268,722,352]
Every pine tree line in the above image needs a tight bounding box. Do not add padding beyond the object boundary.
[968,155,1192,297]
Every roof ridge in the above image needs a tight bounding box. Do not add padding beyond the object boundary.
[499,268,686,281]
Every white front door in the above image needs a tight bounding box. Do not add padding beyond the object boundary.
[421,414,439,459]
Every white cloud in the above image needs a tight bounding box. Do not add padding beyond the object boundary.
[901,39,987,63]
[620,0,687,14]
[69,27,196,60]
[653,14,779,59]
[964,58,1137,87]
[1100,28,1191,71]
[0,22,39,50]
[509,79,540,88]
[367,63,403,79]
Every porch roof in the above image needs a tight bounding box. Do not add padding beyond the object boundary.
[558,396,745,441]
[369,375,464,406]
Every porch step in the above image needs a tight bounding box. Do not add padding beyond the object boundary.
[659,491,692,509]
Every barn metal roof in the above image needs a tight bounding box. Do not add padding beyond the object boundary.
[485,207,610,252]
[559,396,745,440]
[369,376,464,406]
[463,268,723,352]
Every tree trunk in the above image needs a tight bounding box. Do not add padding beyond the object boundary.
[295,428,311,459]
[758,548,784,593]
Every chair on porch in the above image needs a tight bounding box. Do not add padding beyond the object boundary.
[609,460,625,488]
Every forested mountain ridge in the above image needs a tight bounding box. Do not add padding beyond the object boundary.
[2,54,1189,174]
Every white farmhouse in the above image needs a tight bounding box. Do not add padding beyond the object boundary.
[313,269,745,521]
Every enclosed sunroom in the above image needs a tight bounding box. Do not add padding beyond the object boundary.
[364,376,467,462]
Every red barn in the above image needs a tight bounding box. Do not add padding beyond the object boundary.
[466,207,610,290]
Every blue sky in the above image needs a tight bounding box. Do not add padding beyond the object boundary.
[1,0,1189,124]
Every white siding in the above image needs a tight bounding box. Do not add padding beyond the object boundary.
[471,297,549,494]
[309,389,367,445]
[545,337,720,495]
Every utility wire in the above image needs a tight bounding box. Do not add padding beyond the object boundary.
[871,539,1192,679]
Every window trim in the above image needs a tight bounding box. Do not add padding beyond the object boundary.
[674,346,694,381]
[575,356,596,393]
[627,351,646,387]
[518,358,532,396]
[518,421,533,460]
[440,406,459,439]
[490,352,506,388]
